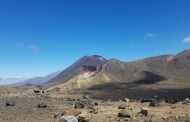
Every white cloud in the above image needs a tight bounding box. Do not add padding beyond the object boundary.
[29,44,40,52]
[182,36,190,43]
[144,33,157,39]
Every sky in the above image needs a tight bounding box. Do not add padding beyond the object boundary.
[0,0,190,78]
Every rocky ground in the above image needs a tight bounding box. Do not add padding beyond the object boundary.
[0,90,190,122]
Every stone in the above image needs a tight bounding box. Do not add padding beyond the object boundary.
[124,118,131,122]
[182,101,189,105]
[77,116,89,122]
[27,88,42,95]
[38,103,47,108]
[182,98,190,104]
[94,102,98,106]
[141,107,148,116]
[165,99,179,104]
[60,115,78,122]
[89,107,98,114]
[153,96,159,101]
[61,111,67,116]
[6,101,15,106]
[67,97,75,101]
[149,101,159,107]
[74,102,85,109]
[140,98,154,103]
[118,110,131,118]
[83,95,90,99]
[118,104,127,109]
[124,98,130,103]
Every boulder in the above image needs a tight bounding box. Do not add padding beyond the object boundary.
[74,102,85,109]
[67,97,75,101]
[140,98,154,103]
[60,115,78,122]
[6,101,15,106]
[124,98,130,103]
[182,101,189,105]
[83,95,90,99]
[118,110,131,118]
[141,107,148,116]
[182,98,190,104]
[38,103,47,108]
[165,99,179,104]
[77,116,89,122]
[118,104,126,109]
[149,101,159,107]
[27,88,42,95]
[124,118,131,122]
[89,107,98,114]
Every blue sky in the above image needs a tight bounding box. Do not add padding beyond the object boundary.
[0,0,190,78]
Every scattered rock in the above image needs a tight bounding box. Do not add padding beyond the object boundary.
[184,98,190,102]
[124,98,130,103]
[38,103,47,108]
[182,98,190,104]
[153,96,159,101]
[27,88,43,95]
[67,97,75,101]
[74,102,85,109]
[61,111,67,116]
[60,115,78,122]
[165,99,179,104]
[94,102,98,106]
[78,116,89,122]
[141,107,148,116]
[118,104,126,109]
[83,95,90,99]
[89,107,98,114]
[149,101,159,107]
[118,110,131,118]
[6,101,15,106]
[140,98,154,103]
[124,118,131,122]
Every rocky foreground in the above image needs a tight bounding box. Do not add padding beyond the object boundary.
[0,90,190,122]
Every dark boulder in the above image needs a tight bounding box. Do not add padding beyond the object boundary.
[6,101,15,106]
[140,98,154,103]
[38,103,47,108]
[165,99,179,104]
[74,102,85,109]
[118,104,126,109]
[118,110,131,118]
[141,107,148,116]
[89,107,98,114]
[149,101,160,107]
[78,116,89,122]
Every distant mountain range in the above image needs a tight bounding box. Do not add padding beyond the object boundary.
[45,50,190,99]
[2,49,190,100]
[1,70,62,87]
[0,77,28,85]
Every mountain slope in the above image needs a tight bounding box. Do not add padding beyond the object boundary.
[46,55,107,85]
[166,49,190,82]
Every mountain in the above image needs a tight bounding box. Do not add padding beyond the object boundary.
[0,77,27,85]
[46,50,190,100]
[46,55,107,85]
[166,49,190,82]
[9,70,62,86]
